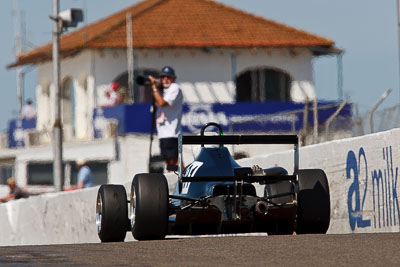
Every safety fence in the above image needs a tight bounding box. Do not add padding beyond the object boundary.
[354,104,400,136]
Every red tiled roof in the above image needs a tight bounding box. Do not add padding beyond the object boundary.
[7,0,339,68]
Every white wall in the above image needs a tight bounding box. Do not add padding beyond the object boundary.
[0,188,99,246]
[1,128,400,246]
[35,48,316,141]
[235,48,315,102]
[37,51,93,140]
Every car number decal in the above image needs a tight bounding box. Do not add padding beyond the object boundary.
[181,182,190,194]
[183,161,203,177]
[182,161,203,194]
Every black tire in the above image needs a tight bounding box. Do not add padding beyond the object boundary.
[130,173,169,240]
[96,185,128,242]
[296,169,330,234]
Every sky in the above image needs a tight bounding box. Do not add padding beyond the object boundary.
[0,0,399,132]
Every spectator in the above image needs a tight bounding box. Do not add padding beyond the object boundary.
[148,66,183,171]
[76,159,94,188]
[64,159,94,190]
[20,99,36,120]
[0,177,29,203]
[103,82,123,107]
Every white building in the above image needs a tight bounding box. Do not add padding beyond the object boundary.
[2,0,342,193]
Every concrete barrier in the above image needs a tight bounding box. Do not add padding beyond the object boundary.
[239,128,400,234]
[0,187,99,246]
[1,128,400,246]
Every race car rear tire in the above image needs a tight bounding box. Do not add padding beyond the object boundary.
[130,173,169,240]
[96,185,129,242]
[296,169,330,234]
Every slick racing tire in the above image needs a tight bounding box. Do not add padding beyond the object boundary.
[96,185,129,242]
[296,169,331,234]
[130,173,169,240]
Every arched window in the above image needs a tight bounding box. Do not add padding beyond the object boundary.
[113,68,160,103]
[236,68,292,102]
[61,77,75,137]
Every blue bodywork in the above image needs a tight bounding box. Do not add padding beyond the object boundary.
[174,147,242,199]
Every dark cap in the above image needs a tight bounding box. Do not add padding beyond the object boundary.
[161,66,176,78]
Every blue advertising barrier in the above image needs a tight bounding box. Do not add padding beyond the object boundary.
[8,119,36,148]
[7,101,352,147]
[93,101,352,137]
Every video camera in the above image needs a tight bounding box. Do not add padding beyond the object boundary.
[136,75,151,86]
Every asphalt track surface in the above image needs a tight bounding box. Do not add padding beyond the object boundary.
[1,233,400,266]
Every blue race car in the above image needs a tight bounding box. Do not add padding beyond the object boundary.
[96,122,330,241]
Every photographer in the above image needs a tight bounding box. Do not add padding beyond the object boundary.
[148,66,183,171]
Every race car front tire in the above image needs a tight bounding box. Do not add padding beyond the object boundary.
[130,173,169,240]
[96,184,129,242]
[296,169,330,234]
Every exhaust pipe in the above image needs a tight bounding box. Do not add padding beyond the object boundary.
[255,201,269,215]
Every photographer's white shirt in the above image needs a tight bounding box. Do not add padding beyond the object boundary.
[156,82,183,138]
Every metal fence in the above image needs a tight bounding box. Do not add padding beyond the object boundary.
[354,103,400,136]
[228,101,354,146]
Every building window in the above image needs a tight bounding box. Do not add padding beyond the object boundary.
[114,68,160,103]
[69,161,108,186]
[236,68,292,102]
[27,161,109,186]
[0,164,14,185]
[28,163,54,185]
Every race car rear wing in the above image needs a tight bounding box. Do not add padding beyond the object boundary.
[181,174,297,183]
[182,134,298,145]
[177,124,299,182]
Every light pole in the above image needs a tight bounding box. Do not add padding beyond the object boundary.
[52,0,62,192]
[51,2,83,191]
[13,0,24,113]
[397,0,400,102]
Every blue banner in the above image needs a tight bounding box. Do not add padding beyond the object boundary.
[8,119,36,148]
[8,101,352,147]
[93,101,352,137]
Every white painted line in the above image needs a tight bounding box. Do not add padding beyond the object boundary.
[166,233,268,239]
